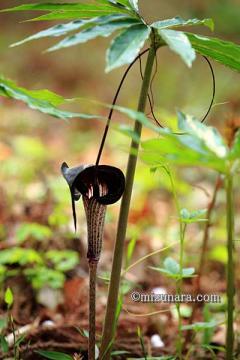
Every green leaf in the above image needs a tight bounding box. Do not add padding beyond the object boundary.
[0,3,92,11]
[150,258,195,279]
[141,135,225,173]
[164,257,180,274]
[180,208,207,223]
[4,288,14,308]
[0,77,98,120]
[106,24,150,71]
[11,14,129,47]
[98,0,131,10]
[0,317,7,331]
[46,250,79,272]
[115,0,131,6]
[126,236,137,265]
[181,321,217,332]
[182,267,195,277]
[47,17,142,51]
[128,0,139,13]
[186,32,240,72]
[158,29,196,67]
[1,2,126,13]
[152,16,214,31]
[110,0,131,7]
[177,111,228,158]
[210,245,228,265]
[11,18,97,47]
[25,267,65,289]
[28,11,113,22]
[36,350,72,360]
[0,248,43,266]
[229,130,240,160]
[2,1,132,21]
[0,335,8,353]
[16,223,52,243]
[111,350,131,356]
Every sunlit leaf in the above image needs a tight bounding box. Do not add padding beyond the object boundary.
[2,1,132,21]
[0,77,99,120]
[0,248,43,265]
[177,111,228,158]
[210,245,228,265]
[106,24,150,71]
[113,105,228,172]
[187,32,240,71]
[28,11,114,22]
[141,137,226,173]
[152,16,214,31]
[158,29,196,67]
[47,17,142,51]
[1,2,126,13]
[4,288,14,308]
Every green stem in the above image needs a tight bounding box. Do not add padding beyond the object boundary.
[100,37,157,359]
[89,261,97,360]
[165,167,185,359]
[226,175,235,359]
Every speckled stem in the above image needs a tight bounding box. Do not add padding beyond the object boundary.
[83,196,107,359]
[89,260,97,360]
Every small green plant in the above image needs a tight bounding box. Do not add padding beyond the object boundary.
[150,253,195,359]
[4,287,24,360]
[0,247,79,290]
[1,1,240,358]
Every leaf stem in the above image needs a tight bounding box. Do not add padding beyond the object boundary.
[164,166,185,359]
[100,35,157,359]
[89,260,98,360]
[226,175,235,359]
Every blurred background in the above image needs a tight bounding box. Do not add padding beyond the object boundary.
[0,0,240,358]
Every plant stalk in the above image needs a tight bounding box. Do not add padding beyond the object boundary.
[89,260,97,360]
[184,176,221,349]
[226,175,235,359]
[100,37,157,359]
